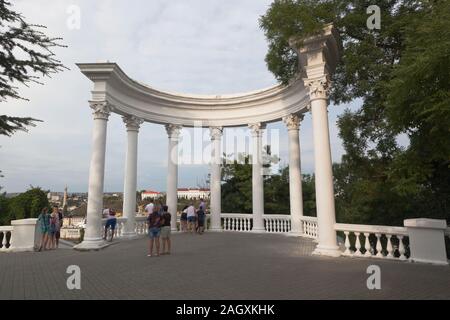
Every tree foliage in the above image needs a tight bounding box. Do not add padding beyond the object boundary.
[0,187,50,225]
[260,0,450,225]
[221,152,316,216]
[0,0,66,136]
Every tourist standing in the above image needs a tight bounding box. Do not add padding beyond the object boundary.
[55,209,64,248]
[48,206,60,249]
[145,201,154,215]
[160,205,171,255]
[196,207,206,234]
[186,203,196,234]
[180,205,188,232]
[37,207,50,251]
[103,208,117,242]
[147,207,161,257]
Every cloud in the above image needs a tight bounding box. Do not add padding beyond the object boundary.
[0,0,357,193]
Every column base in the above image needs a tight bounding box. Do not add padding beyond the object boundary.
[312,244,342,257]
[209,227,223,232]
[74,238,110,251]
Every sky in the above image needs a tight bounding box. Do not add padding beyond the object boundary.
[0,0,360,193]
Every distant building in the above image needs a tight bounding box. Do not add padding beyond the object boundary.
[141,190,163,200]
[177,188,210,200]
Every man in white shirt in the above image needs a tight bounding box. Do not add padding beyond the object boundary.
[145,201,154,214]
[186,203,196,233]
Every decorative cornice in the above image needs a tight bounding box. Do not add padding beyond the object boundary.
[89,101,112,120]
[165,124,182,139]
[209,126,223,140]
[122,115,144,132]
[303,76,330,101]
[283,113,304,131]
[78,63,311,127]
[248,123,266,137]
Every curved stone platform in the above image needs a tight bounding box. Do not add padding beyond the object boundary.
[1,233,449,299]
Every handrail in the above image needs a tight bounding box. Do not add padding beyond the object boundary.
[335,223,408,236]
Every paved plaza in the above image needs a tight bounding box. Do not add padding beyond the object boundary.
[0,232,449,300]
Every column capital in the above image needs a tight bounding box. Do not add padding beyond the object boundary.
[209,126,223,140]
[303,75,330,101]
[122,115,144,132]
[165,124,182,139]
[89,101,113,120]
[283,113,304,131]
[248,123,266,137]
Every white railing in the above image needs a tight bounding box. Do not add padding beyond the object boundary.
[0,226,13,252]
[264,215,291,233]
[222,213,253,232]
[300,216,318,239]
[335,223,409,261]
[135,216,147,236]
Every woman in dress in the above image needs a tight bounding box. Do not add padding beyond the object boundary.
[37,207,50,251]
[48,206,60,250]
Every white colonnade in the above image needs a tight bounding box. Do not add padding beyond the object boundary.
[75,25,341,257]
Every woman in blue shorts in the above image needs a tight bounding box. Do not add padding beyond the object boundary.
[147,207,161,257]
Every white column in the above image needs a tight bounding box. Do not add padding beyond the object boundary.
[283,114,304,236]
[209,126,223,231]
[249,123,266,232]
[166,124,182,231]
[122,116,143,238]
[305,76,340,257]
[74,101,111,250]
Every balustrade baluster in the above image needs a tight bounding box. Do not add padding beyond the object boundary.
[375,233,383,257]
[364,233,372,257]
[398,235,406,261]
[386,234,394,258]
[354,232,362,256]
[343,231,351,255]
[232,218,235,231]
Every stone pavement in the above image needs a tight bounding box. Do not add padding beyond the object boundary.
[0,232,449,300]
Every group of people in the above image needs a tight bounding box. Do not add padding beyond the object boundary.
[37,206,64,251]
[180,200,207,234]
[144,202,172,257]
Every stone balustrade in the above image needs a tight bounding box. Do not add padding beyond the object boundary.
[1,215,447,265]
[135,216,147,235]
[300,216,318,239]
[264,215,292,233]
[222,214,253,232]
[335,223,410,261]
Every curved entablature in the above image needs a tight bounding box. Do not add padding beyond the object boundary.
[77,62,310,127]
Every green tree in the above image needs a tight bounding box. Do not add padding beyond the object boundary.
[1,187,50,224]
[221,152,317,216]
[260,0,450,225]
[0,0,66,136]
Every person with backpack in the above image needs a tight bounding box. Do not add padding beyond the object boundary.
[196,207,206,234]
[160,205,171,255]
[147,207,161,257]
[180,205,188,232]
